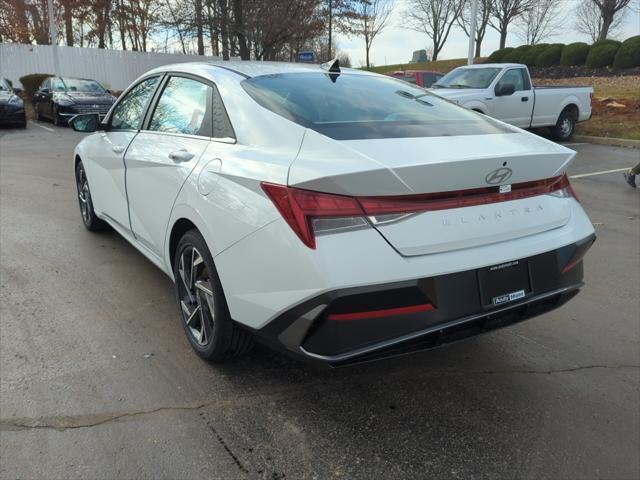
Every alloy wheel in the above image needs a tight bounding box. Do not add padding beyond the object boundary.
[560,117,573,138]
[76,165,91,224]
[176,246,215,346]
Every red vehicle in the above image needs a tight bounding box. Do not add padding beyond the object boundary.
[386,70,444,88]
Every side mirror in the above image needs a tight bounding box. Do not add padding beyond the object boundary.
[495,83,515,96]
[41,88,51,94]
[13,87,23,95]
[70,113,100,132]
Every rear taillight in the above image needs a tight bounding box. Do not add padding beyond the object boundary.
[261,182,366,249]
[262,174,577,249]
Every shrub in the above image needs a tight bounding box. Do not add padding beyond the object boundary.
[586,39,621,67]
[520,43,549,67]
[19,73,52,100]
[613,35,640,68]
[503,45,532,63]
[536,43,564,67]
[488,47,515,62]
[560,42,590,66]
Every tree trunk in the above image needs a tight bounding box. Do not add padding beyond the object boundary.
[231,0,250,60]
[196,0,205,55]
[475,38,482,57]
[598,12,613,40]
[499,28,507,49]
[14,0,31,43]
[219,0,230,60]
[63,1,74,46]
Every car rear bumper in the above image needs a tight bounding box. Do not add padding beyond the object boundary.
[252,234,595,366]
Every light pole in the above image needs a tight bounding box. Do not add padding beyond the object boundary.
[467,0,478,65]
[47,0,60,76]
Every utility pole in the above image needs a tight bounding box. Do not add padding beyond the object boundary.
[467,0,478,65]
[328,0,333,60]
[47,0,60,76]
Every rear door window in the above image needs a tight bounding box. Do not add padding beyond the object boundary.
[148,76,212,137]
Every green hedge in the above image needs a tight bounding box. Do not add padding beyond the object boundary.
[613,35,640,68]
[586,39,621,67]
[19,73,52,99]
[536,43,564,67]
[488,47,514,62]
[502,45,532,63]
[520,43,549,67]
[560,42,590,66]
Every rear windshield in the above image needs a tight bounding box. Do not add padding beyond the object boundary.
[242,72,511,140]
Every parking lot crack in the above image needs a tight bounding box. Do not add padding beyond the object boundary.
[0,383,322,433]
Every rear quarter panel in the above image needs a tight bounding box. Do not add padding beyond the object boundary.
[532,88,592,127]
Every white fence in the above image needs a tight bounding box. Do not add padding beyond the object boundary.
[0,43,227,91]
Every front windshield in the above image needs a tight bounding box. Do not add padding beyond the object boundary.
[0,78,10,91]
[242,72,511,140]
[61,78,106,93]
[433,68,501,89]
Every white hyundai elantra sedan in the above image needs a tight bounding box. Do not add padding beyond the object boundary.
[70,60,595,366]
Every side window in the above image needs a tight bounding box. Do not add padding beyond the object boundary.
[111,76,159,130]
[422,73,435,86]
[149,76,212,137]
[498,69,526,91]
[403,74,417,85]
[211,85,235,139]
[41,78,50,90]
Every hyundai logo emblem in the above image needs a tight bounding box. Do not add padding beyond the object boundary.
[485,167,513,185]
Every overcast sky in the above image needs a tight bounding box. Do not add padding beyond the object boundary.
[335,0,640,67]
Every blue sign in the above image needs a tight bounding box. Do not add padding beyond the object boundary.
[297,51,315,63]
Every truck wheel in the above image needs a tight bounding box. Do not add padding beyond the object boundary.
[552,109,576,142]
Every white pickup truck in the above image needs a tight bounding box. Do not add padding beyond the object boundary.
[430,63,593,141]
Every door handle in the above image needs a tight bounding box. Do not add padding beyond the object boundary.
[112,145,125,154]
[521,97,529,102]
[168,149,195,162]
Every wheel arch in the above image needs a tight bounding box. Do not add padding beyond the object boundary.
[164,205,216,279]
[556,99,580,124]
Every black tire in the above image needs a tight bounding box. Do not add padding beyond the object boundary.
[75,161,108,231]
[551,108,577,141]
[52,105,62,127]
[173,229,254,361]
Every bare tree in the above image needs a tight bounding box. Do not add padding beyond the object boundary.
[344,0,393,69]
[574,0,631,41]
[457,0,493,57]
[515,0,565,44]
[405,0,464,61]
[489,0,532,49]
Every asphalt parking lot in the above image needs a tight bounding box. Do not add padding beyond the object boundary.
[1,122,639,480]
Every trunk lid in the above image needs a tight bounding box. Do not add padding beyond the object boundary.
[289,130,576,256]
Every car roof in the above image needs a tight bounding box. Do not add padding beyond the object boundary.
[456,63,523,69]
[147,61,377,79]
[386,70,443,75]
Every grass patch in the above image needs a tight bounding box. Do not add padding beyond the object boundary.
[365,58,486,75]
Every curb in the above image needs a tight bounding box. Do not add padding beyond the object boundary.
[572,135,640,149]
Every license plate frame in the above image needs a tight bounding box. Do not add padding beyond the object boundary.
[478,259,532,307]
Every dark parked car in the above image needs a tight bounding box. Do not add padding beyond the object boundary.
[385,70,444,88]
[0,78,26,128]
[33,76,116,126]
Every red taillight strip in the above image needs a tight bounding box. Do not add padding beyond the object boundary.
[357,175,571,215]
[261,174,575,250]
[327,303,435,321]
